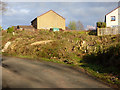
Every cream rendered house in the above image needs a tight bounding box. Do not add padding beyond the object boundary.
[31,10,65,30]
[105,6,120,27]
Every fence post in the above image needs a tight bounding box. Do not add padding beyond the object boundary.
[97,27,99,36]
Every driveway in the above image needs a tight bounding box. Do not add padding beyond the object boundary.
[2,56,111,88]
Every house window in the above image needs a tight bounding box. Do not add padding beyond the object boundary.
[111,16,115,21]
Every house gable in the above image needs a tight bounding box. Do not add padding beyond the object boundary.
[105,6,120,16]
[105,7,119,27]
[37,10,65,20]
[36,10,65,30]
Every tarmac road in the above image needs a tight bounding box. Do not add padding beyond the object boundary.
[2,56,111,88]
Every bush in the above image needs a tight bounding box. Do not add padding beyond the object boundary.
[88,30,97,35]
[96,22,106,28]
[7,26,14,33]
[83,43,120,70]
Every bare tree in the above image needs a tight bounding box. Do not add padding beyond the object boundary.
[0,1,7,13]
[76,20,84,30]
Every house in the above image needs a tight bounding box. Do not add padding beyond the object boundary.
[31,10,65,30]
[105,6,120,27]
[14,25,35,31]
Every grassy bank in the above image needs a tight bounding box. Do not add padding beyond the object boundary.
[2,30,120,88]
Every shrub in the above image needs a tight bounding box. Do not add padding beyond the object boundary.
[88,30,97,35]
[96,22,106,28]
[83,43,120,70]
[7,26,14,33]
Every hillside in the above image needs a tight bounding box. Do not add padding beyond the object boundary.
[2,30,120,88]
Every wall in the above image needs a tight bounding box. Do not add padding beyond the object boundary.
[106,8,119,27]
[37,10,65,30]
[97,27,120,36]
[31,18,37,29]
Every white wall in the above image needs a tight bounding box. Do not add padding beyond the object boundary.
[106,8,119,27]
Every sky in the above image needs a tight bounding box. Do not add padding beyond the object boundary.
[1,1,119,30]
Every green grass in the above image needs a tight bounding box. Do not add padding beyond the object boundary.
[2,30,120,88]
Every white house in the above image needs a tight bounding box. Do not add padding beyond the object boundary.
[105,6,120,27]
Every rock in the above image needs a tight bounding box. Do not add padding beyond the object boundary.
[83,41,85,45]
[81,41,86,47]
[12,32,15,35]
[2,42,11,52]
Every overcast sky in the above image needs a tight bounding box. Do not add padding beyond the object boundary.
[2,2,119,29]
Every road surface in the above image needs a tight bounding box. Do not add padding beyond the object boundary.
[2,56,111,88]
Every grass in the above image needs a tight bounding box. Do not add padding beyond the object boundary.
[3,52,74,67]
[2,30,120,89]
[81,64,120,85]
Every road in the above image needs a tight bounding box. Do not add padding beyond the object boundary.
[2,56,111,88]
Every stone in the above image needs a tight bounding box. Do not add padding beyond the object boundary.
[81,41,86,47]
[12,32,15,35]
[2,42,11,52]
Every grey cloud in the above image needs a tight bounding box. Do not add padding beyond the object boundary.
[2,2,118,29]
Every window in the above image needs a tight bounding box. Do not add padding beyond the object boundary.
[111,16,115,21]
